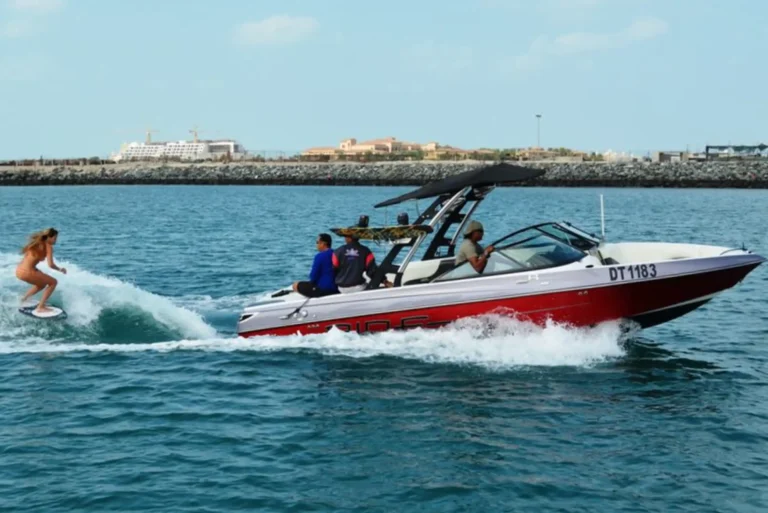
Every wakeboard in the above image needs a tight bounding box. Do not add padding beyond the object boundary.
[330,224,433,242]
[18,300,68,320]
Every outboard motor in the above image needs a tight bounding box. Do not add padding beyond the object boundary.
[397,212,409,226]
[357,215,369,228]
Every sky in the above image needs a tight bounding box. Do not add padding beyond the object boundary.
[0,0,765,159]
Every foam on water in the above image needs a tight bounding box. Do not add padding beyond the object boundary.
[1,251,627,369]
[0,252,217,341]
[174,291,278,313]
[0,312,627,370]
[233,315,629,369]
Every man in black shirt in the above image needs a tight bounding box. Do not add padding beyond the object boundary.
[332,233,392,293]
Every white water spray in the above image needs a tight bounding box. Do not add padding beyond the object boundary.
[1,253,627,370]
[0,313,626,371]
[0,253,216,340]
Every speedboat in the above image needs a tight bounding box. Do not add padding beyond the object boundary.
[237,163,764,337]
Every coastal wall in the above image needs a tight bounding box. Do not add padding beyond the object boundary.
[1,161,768,188]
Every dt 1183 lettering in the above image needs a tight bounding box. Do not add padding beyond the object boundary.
[609,264,657,282]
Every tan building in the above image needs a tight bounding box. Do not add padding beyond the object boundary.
[516,147,587,162]
[304,137,425,157]
[423,145,496,160]
[302,146,339,157]
[302,137,494,160]
[340,137,424,153]
[652,151,690,163]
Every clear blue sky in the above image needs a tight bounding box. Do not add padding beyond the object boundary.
[0,0,764,159]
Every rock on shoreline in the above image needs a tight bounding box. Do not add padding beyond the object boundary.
[1,161,768,188]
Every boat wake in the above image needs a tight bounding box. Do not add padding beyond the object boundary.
[2,321,626,376]
[0,253,217,344]
[219,315,629,370]
[1,253,627,369]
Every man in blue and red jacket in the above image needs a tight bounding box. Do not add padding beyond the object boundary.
[293,233,339,298]
[332,234,392,293]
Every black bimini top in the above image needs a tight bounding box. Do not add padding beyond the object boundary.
[374,162,544,208]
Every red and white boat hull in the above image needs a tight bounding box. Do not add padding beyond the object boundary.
[237,250,764,338]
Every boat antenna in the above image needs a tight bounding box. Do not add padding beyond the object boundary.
[600,194,606,241]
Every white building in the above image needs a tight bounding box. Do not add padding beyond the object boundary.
[112,132,248,162]
[602,150,641,163]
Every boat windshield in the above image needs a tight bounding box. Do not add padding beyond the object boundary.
[492,222,598,252]
[433,227,586,282]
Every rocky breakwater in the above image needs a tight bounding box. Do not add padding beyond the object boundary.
[1,160,767,188]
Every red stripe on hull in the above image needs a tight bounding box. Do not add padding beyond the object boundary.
[240,264,759,337]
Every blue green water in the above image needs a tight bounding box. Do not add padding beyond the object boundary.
[1,185,767,512]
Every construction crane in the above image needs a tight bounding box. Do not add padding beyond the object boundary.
[189,126,203,143]
[145,128,158,144]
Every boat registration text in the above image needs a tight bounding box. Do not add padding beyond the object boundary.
[609,264,657,281]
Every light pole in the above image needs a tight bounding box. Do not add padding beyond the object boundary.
[535,114,542,148]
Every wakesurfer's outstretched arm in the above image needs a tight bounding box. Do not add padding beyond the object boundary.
[46,241,67,274]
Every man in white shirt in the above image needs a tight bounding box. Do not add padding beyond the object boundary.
[455,220,495,273]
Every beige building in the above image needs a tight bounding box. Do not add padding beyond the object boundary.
[302,137,495,160]
[516,147,587,162]
[340,137,424,153]
[652,151,690,163]
[423,145,496,160]
[303,137,426,157]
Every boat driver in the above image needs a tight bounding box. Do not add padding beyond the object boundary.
[456,220,495,273]
[292,233,339,298]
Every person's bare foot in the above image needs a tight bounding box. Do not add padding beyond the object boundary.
[35,306,53,314]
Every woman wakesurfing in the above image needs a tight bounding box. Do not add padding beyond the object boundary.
[16,228,67,314]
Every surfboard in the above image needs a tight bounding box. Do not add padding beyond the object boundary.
[18,301,68,320]
[330,224,433,242]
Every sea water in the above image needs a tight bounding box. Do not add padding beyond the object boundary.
[1,185,767,512]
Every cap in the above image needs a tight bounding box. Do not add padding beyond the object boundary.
[464,220,484,236]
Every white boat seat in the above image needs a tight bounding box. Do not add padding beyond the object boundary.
[403,259,457,285]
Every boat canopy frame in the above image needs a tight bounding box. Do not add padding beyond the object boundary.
[365,162,545,290]
[374,162,544,208]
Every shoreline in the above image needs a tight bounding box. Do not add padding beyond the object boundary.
[2,161,767,188]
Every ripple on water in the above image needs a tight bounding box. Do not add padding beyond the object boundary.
[1,186,768,512]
